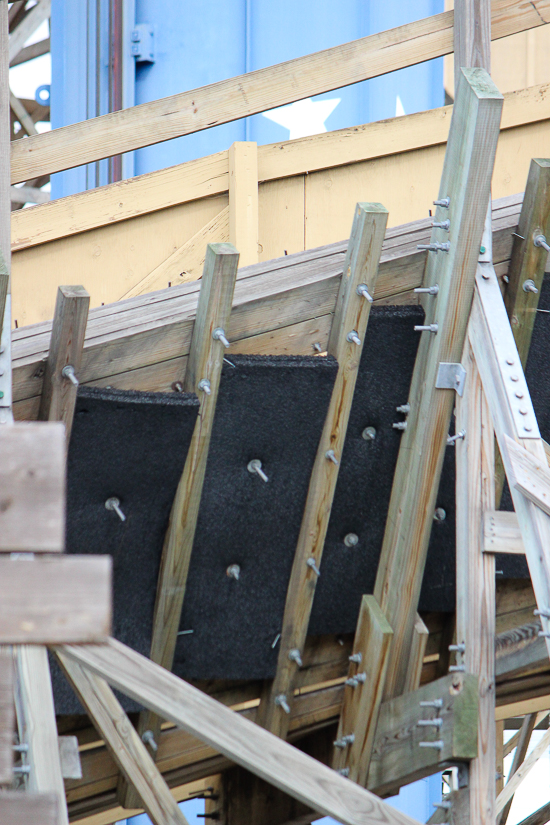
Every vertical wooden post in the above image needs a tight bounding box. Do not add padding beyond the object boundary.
[455,342,496,825]
[403,614,429,694]
[229,141,258,267]
[454,0,491,96]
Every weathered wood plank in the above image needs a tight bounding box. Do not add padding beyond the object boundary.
[14,646,68,825]
[257,203,388,737]
[371,68,503,699]
[0,555,111,643]
[332,595,393,783]
[10,0,548,184]
[0,422,65,552]
[59,638,422,825]
[38,286,90,446]
[483,510,524,554]
[56,652,190,825]
[367,673,479,798]
[505,434,550,517]
[0,792,59,825]
[403,615,430,694]
[454,0,491,93]
[229,142,258,267]
[8,0,50,64]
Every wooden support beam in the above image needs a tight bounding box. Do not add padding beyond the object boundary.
[257,202,388,737]
[496,624,547,681]
[59,639,422,825]
[38,286,90,446]
[14,646,68,825]
[9,0,548,184]
[496,724,550,813]
[498,713,537,825]
[10,90,37,137]
[484,510,524,554]
[367,673,479,798]
[370,67,503,700]
[455,337,496,825]
[454,0,491,94]
[506,435,550,517]
[0,554,111,642]
[332,595,393,783]
[0,648,14,784]
[10,184,49,204]
[403,615,430,694]
[8,0,50,64]
[229,142,258,268]
[0,792,59,825]
[9,36,50,67]
[55,651,190,825]
[0,1,10,324]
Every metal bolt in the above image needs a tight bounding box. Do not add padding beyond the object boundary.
[212,327,230,348]
[313,342,322,353]
[62,364,79,387]
[539,631,550,638]
[420,699,443,708]
[306,557,321,577]
[272,633,281,648]
[449,665,466,672]
[288,648,303,667]
[274,694,291,714]
[177,629,194,636]
[354,672,367,684]
[105,497,126,522]
[247,459,269,483]
[13,744,28,753]
[432,220,450,230]
[417,243,450,253]
[223,357,236,367]
[172,381,184,392]
[393,421,407,431]
[523,279,539,294]
[419,740,444,750]
[142,730,158,752]
[480,246,486,255]
[334,734,355,748]
[325,449,339,465]
[433,197,450,208]
[396,403,410,414]
[414,285,440,295]
[347,330,361,346]
[434,801,452,810]
[362,426,376,441]
[226,564,240,580]
[447,430,466,445]
[534,234,550,254]
[414,323,438,333]
[433,508,446,522]
[338,767,350,777]
[535,608,550,618]
[449,643,466,652]
[418,718,443,728]
[349,652,362,664]
[13,765,31,775]
[344,533,359,548]
[198,378,211,395]
[356,284,374,302]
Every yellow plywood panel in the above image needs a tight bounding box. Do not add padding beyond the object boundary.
[11,195,227,326]
[258,176,305,262]
[493,121,550,199]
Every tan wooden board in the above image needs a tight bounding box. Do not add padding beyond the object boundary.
[484,510,525,553]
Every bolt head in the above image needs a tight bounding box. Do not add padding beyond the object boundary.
[344,533,359,548]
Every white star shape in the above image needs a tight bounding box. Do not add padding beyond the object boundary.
[263,97,341,140]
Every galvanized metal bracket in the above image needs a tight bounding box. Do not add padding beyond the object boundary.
[131,24,155,63]
[436,362,467,396]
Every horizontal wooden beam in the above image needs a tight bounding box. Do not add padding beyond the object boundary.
[9,0,550,183]
[59,638,422,825]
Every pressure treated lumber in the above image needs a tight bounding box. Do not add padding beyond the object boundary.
[229,142,258,268]
[9,0,549,183]
[59,638,422,825]
[371,67,503,699]
[484,511,524,554]
[257,203,388,737]
[0,555,111,643]
[56,653,190,825]
[367,673,479,797]
[506,434,550,516]
[0,422,65,552]
[455,339,496,825]
[403,615,430,694]
[38,286,90,446]
[0,649,13,785]
[332,595,393,783]
[499,713,537,825]
[0,792,59,825]
[14,646,68,825]
[454,0,491,95]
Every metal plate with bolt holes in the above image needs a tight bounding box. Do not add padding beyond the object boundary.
[435,363,467,396]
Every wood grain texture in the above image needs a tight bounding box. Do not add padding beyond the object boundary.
[0,422,65,552]
[0,555,111,643]
[484,510,525,553]
[56,652,190,825]
[8,0,50,63]
[455,340,496,825]
[332,595,393,783]
[9,0,549,183]
[58,638,422,825]
[0,648,13,785]
[257,203,388,737]
[229,142,258,267]
[372,68,503,699]
[498,713,536,825]
[367,673,479,797]
[0,792,59,825]
[454,0,491,93]
[506,434,550,516]
[403,614,430,694]
[38,286,90,446]
[14,646,68,825]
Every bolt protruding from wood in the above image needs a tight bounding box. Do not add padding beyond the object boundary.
[534,234,550,254]
[338,767,350,777]
[417,243,450,253]
[393,421,407,431]
[198,378,211,395]
[362,426,376,441]
[432,219,450,230]
[449,643,466,652]
[535,608,550,618]
[247,459,269,482]
[62,364,79,387]
[347,330,361,346]
[447,430,466,445]
[105,497,126,522]
[274,694,291,714]
[449,665,466,672]
[288,648,303,667]
[313,342,323,353]
[325,449,339,465]
[349,652,362,664]
[433,508,446,522]
[212,327,230,348]
[141,730,158,752]
[13,765,31,775]
[420,699,443,708]
[306,557,321,577]
[356,284,374,302]
[396,403,410,414]
[538,631,550,638]
[414,323,439,333]
[419,740,444,750]
[226,564,240,580]
[414,285,440,295]
[433,197,450,208]
[418,718,443,728]
[345,677,359,687]
[344,533,359,547]
[434,801,452,809]
[334,734,355,748]
[523,279,539,294]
